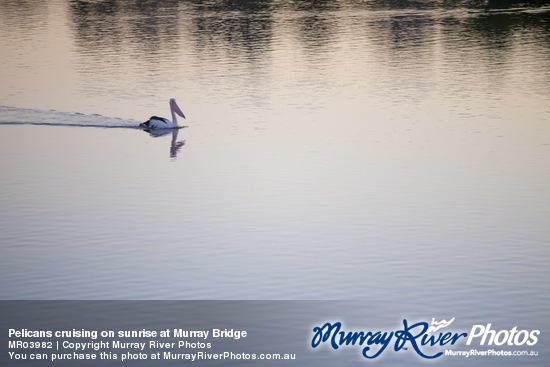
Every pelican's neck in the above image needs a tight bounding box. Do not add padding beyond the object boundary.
[171,106,179,126]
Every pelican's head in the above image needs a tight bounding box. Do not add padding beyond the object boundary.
[170,98,186,119]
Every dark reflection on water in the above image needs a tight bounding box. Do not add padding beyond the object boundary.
[355,0,550,10]
[0,0,48,36]
[367,13,437,55]
[56,0,550,107]
[68,0,181,55]
[187,0,274,63]
[58,0,550,76]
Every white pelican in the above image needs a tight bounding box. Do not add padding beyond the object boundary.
[140,98,186,129]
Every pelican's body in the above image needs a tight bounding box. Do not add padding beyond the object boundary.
[140,98,186,129]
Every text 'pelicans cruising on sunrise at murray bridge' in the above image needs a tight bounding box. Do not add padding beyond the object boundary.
[140,98,186,130]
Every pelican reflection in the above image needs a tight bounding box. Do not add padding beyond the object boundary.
[143,127,186,159]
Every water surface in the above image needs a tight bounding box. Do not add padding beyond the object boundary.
[0,0,549,314]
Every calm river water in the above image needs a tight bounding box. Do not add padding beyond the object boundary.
[0,0,549,318]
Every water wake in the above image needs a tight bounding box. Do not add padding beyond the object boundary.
[0,105,140,129]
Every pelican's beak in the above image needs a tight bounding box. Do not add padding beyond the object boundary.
[173,101,186,119]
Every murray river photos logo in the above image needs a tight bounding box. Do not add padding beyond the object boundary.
[311,318,540,360]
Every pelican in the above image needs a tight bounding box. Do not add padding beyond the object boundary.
[140,98,186,129]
